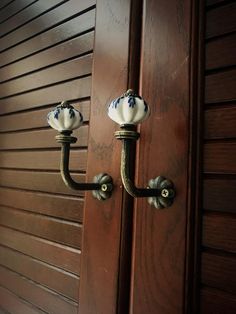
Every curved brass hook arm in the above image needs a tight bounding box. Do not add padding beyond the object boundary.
[115,126,175,209]
[56,131,113,200]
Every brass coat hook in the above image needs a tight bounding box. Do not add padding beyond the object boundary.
[108,90,175,209]
[47,101,113,201]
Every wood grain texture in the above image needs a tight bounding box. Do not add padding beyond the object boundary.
[0,187,83,222]
[0,54,92,98]
[0,206,82,249]
[206,2,236,39]
[204,106,236,139]
[203,212,236,252]
[0,0,66,37]
[205,69,236,103]
[0,0,95,51]
[0,226,81,274]
[203,178,236,213]
[0,285,44,314]
[0,266,78,314]
[79,0,134,313]
[0,32,94,82]
[206,33,236,70]
[130,0,191,313]
[0,77,91,115]
[201,252,236,295]
[0,245,79,301]
[201,287,236,314]
[204,142,236,173]
[0,9,95,67]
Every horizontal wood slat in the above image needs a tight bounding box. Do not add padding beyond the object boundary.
[0,187,83,222]
[0,285,44,314]
[0,54,92,98]
[0,0,66,38]
[0,0,14,10]
[205,69,236,103]
[0,9,95,67]
[0,101,90,132]
[0,266,78,314]
[203,213,236,252]
[0,0,36,25]
[0,206,82,249]
[0,0,95,52]
[204,142,236,173]
[206,3,236,39]
[0,226,80,274]
[201,287,236,314]
[0,169,85,196]
[206,33,236,70]
[0,125,88,150]
[0,32,94,82]
[0,150,87,171]
[0,246,79,301]
[203,178,236,213]
[201,252,236,294]
[0,77,91,115]
[204,106,236,139]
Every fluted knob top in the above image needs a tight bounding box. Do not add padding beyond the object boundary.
[108,89,150,126]
[47,101,83,132]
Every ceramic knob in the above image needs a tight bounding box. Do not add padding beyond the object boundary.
[108,89,150,126]
[47,101,83,132]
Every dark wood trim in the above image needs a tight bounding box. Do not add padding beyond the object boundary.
[185,0,205,313]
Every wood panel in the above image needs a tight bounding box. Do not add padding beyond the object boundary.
[201,252,236,294]
[201,287,236,314]
[130,0,192,312]
[79,0,135,313]
[0,32,94,82]
[0,226,80,274]
[0,54,92,98]
[0,246,79,301]
[0,77,91,115]
[204,106,236,139]
[204,142,236,173]
[0,286,44,314]
[0,169,85,196]
[0,0,14,10]
[0,0,66,38]
[206,3,236,38]
[0,150,87,171]
[0,187,83,222]
[0,206,82,249]
[0,101,90,131]
[0,9,95,67]
[203,212,236,252]
[0,0,95,51]
[205,69,236,103]
[203,178,236,213]
[206,33,236,70]
[0,266,78,314]
[0,125,88,150]
[0,0,36,24]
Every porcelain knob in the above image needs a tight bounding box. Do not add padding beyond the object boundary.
[108,89,150,126]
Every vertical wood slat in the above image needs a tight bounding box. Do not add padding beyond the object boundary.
[79,0,134,313]
[131,0,192,313]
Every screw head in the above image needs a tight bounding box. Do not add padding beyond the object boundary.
[161,189,169,198]
[101,184,108,192]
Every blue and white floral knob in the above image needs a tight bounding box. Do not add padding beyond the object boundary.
[47,101,83,132]
[108,89,150,126]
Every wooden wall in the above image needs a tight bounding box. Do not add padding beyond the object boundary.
[201,0,236,312]
[0,0,95,313]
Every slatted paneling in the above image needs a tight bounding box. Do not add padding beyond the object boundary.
[0,0,95,312]
[201,1,236,312]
